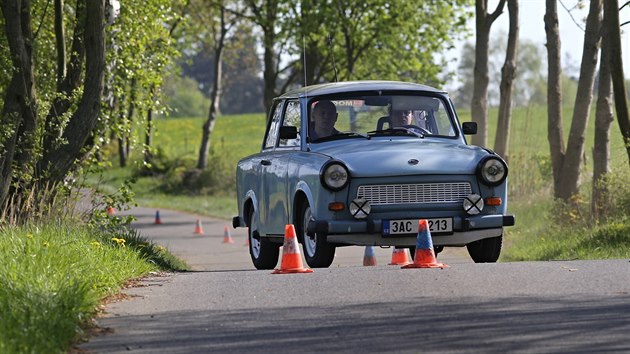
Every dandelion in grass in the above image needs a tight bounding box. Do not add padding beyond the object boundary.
[111,237,126,247]
[90,241,101,249]
[43,241,50,247]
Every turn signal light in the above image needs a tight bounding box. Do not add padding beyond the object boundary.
[484,197,502,206]
[328,202,345,211]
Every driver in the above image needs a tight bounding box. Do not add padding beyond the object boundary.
[390,109,414,127]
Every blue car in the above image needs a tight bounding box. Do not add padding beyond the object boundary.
[233,81,515,269]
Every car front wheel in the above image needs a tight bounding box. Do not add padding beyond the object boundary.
[248,209,280,270]
[466,235,502,263]
[298,202,335,268]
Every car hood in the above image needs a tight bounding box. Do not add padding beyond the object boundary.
[311,139,489,177]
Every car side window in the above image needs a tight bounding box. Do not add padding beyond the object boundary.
[264,102,283,149]
[279,100,301,147]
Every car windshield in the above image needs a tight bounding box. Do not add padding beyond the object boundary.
[308,94,456,143]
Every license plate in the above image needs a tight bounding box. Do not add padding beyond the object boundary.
[383,218,453,236]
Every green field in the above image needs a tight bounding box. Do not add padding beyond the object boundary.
[94,105,630,261]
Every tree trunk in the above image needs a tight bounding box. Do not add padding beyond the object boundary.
[117,137,128,167]
[0,0,38,206]
[603,0,630,166]
[471,0,506,147]
[54,0,66,85]
[592,27,614,220]
[544,0,565,199]
[198,6,227,170]
[261,1,278,115]
[40,0,106,182]
[557,0,602,201]
[144,86,156,165]
[42,0,86,166]
[493,0,518,161]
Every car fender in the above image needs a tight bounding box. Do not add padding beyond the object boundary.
[243,189,259,227]
[294,180,316,217]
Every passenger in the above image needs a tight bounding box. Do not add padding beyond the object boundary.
[310,100,339,140]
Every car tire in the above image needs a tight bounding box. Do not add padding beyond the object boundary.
[466,235,502,263]
[297,202,335,268]
[247,209,279,270]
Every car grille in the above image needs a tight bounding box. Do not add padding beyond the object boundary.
[357,182,472,205]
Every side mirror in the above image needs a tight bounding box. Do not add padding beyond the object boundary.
[462,122,477,135]
[279,125,298,139]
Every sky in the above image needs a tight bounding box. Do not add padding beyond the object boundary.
[447,0,630,88]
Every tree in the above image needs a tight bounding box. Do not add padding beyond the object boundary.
[191,0,239,170]
[0,0,182,218]
[1,0,105,210]
[470,0,507,147]
[493,0,518,161]
[603,0,630,165]
[545,0,603,201]
[591,21,614,219]
[544,0,565,199]
[104,1,182,167]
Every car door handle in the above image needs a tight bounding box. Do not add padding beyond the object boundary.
[260,160,271,166]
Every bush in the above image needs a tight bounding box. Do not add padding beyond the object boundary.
[131,148,234,196]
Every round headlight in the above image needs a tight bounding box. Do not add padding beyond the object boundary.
[321,162,349,191]
[477,156,508,186]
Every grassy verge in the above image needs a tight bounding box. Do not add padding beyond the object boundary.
[0,220,188,353]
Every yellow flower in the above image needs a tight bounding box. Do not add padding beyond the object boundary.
[91,241,101,249]
[111,237,126,247]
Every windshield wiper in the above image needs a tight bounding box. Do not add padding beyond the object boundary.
[314,131,371,142]
[367,128,424,138]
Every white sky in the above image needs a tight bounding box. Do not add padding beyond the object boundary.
[447,0,630,88]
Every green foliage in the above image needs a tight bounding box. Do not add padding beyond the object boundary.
[296,0,473,84]
[0,221,188,353]
[161,75,209,118]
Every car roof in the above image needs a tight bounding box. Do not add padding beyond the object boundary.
[277,80,446,99]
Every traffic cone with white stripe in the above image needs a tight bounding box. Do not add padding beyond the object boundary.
[193,219,204,235]
[388,247,411,265]
[222,225,235,244]
[272,224,313,274]
[363,246,377,266]
[402,219,448,269]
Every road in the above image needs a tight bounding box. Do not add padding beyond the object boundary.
[80,207,630,353]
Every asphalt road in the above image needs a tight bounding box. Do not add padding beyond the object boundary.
[80,207,630,353]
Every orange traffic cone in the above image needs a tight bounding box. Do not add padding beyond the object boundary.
[154,210,162,225]
[363,246,377,266]
[222,225,235,244]
[272,224,313,274]
[402,219,448,269]
[388,247,411,265]
[193,219,205,235]
[106,206,116,215]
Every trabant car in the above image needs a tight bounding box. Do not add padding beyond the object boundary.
[233,81,515,269]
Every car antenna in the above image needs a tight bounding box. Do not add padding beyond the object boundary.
[327,34,338,82]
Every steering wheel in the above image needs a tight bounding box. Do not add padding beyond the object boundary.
[401,125,430,135]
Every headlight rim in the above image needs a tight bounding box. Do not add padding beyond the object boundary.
[320,160,350,191]
[476,155,508,187]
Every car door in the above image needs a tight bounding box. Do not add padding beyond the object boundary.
[258,100,301,236]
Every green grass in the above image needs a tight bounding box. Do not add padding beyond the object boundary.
[0,221,188,353]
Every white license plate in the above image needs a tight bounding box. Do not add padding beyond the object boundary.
[383,218,453,236]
